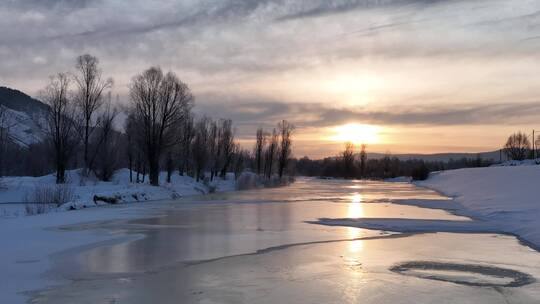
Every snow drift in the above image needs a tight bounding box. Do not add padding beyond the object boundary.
[418,166,540,250]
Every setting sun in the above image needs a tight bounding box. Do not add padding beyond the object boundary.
[330,123,381,145]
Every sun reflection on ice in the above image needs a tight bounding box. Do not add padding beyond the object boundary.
[348,193,364,253]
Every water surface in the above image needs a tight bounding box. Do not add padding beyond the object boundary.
[32,178,540,303]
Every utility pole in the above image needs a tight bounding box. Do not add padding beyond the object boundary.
[533,130,536,159]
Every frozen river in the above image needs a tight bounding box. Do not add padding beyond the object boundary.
[31,178,540,303]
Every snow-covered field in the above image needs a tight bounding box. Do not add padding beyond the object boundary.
[0,169,236,217]
[417,165,540,250]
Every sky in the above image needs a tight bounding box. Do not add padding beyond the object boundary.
[2,0,540,158]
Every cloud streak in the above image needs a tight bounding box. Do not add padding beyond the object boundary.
[196,97,540,136]
[2,0,540,154]
[276,0,454,21]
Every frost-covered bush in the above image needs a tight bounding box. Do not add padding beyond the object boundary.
[236,171,261,190]
[25,183,75,207]
[24,203,54,215]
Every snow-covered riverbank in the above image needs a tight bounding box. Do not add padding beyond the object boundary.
[417,166,540,250]
[0,169,236,217]
[316,165,540,251]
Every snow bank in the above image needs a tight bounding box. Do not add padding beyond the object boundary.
[0,169,236,217]
[492,158,540,167]
[417,166,540,249]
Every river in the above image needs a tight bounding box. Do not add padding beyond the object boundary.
[31,178,540,303]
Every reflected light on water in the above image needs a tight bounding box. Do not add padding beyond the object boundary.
[348,193,364,253]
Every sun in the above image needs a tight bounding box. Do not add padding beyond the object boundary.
[331,123,381,144]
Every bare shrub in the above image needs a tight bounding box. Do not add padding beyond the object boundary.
[25,183,75,207]
[24,203,53,216]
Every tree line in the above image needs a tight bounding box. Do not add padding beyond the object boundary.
[295,142,493,181]
[0,54,297,186]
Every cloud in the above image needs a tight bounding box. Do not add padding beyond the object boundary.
[2,0,540,152]
[276,0,452,21]
[196,97,540,138]
[316,102,540,126]
[4,0,97,10]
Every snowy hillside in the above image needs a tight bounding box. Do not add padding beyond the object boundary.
[0,105,44,146]
[0,87,47,147]
[418,166,540,249]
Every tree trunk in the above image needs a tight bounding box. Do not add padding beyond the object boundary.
[84,121,90,175]
[56,158,65,184]
[149,158,160,186]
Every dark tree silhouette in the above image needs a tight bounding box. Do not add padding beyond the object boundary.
[178,113,194,176]
[254,127,266,175]
[41,73,79,184]
[73,54,113,175]
[129,67,193,186]
[217,119,235,178]
[504,132,530,161]
[359,144,367,178]
[91,101,119,181]
[342,142,355,178]
[191,117,210,182]
[264,129,278,179]
[277,120,294,178]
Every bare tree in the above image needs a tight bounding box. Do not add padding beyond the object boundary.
[218,119,235,178]
[191,117,210,182]
[233,145,249,179]
[73,54,113,175]
[166,151,174,183]
[264,129,278,179]
[129,67,193,186]
[254,127,266,175]
[504,132,530,161]
[359,144,367,178]
[342,142,355,179]
[92,101,119,181]
[178,113,194,176]
[208,119,219,181]
[124,112,146,183]
[277,120,294,178]
[41,73,79,184]
[124,113,136,182]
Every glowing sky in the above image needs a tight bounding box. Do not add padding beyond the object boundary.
[2,0,540,158]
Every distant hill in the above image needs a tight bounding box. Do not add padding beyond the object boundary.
[0,86,48,147]
[0,87,48,115]
[366,151,504,162]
